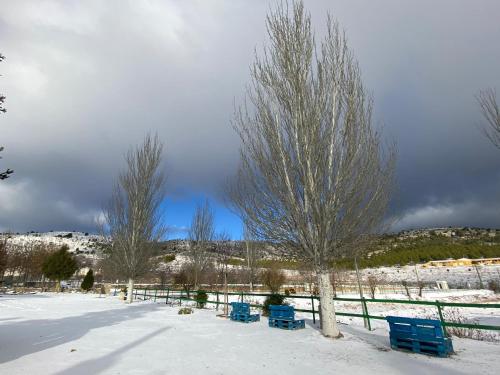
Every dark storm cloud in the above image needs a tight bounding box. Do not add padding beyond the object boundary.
[1,0,500,232]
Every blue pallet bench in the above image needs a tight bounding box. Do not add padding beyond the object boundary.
[386,316,454,357]
[230,302,260,323]
[268,305,305,330]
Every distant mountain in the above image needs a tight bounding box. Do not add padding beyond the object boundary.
[3,227,500,270]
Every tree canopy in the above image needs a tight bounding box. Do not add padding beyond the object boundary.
[42,245,78,282]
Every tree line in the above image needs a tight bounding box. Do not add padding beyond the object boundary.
[0,240,94,291]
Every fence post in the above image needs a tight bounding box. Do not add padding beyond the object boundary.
[216,290,220,311]
[311,295,316,324]
[241,291,244,303]
[154,288,157,302]
[361,297,371,331]
[134,287,138,300]
[143,287,147,301]
[166,288,170,305]
[436,300,448,336]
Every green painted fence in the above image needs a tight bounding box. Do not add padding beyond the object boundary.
[131,287,500,333]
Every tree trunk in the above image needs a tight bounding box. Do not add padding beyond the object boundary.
[317,271,342,338]
[194,268,198,290]
[127,278,134,304]
[223,271,229,316]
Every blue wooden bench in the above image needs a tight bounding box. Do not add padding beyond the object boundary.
[386,316,454,357]
[230,302,260,323]
[268,305,305,330]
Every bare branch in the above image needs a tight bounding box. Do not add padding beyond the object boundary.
[229,1,396,270]
[187,199,215,288]
[477,88,500,149]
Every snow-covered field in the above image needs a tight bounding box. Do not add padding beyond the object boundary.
[1,293,499,374]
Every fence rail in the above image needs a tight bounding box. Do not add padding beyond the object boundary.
[128,287,500,333]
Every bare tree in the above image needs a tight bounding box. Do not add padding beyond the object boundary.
[173,263,195,297]
[187,200,215,289]
[0,239,7,284]
[367,275,379,299]
[228,1,396,338]
[243,222,261,291]
[477,88,500,148]
[215,231,233,315]
[101,134,166,303]
[401,280,411,300]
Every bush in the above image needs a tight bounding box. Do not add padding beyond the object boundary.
[488,280,500,294]
[178,307,193,315]
[164,254,176,263]
[80,269,94,292]
[262,293,286,316]
[262,267,286,293]
[429,308,499,342]
[195,290,208,308]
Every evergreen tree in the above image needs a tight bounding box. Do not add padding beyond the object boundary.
[42,245,78,291]
[80,269,94,292]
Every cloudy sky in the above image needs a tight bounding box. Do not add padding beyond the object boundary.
[1,0,500,238]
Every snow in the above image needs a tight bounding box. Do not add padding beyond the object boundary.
[1,231,102,255]
[355,264,500,289]
[188,288,500,330]
[1,293,499,374]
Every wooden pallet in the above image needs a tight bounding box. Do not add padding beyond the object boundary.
[268,318,305,330]
[230,312,260,323]
[390,337,451,357]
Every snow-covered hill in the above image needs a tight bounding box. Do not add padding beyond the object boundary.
[1,231,104,255]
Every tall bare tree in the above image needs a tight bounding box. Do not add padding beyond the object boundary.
[187,200,215,288]
[477,88,500,148]
[228,1,396,338]
[102,134,166,303]
[0,53,13,180]
[243,222,261,291]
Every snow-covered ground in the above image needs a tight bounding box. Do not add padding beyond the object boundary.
[1,293,499,374]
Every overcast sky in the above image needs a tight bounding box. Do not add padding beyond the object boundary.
[1,0,500,238]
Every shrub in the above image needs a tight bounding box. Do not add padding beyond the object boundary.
[195,290,208,308]
[164,254,176,263]
[262,267,286,293]
[178,307,193,315]
[80,269,94,292]
[488,280,500,294]
[428,308,499,342]
[227,257,245,266]
[262,293,286,316]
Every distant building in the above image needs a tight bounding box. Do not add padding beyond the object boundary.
[422,257,500,268]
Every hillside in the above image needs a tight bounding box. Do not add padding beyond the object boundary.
[336,227,500,269]
[2,227,500,271]
[1,231,103,255]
